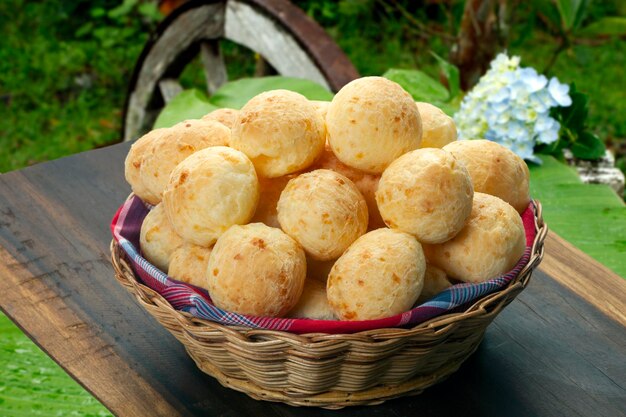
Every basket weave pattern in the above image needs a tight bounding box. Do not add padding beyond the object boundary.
[111,202,547,408]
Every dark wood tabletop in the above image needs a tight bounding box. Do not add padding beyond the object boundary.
[1,142,625,417]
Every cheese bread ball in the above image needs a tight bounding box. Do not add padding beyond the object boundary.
[230,90,325,178]
[416,102,457,148]
[417,264,452,304]
[139,119,230,204]
[326,77,422,173]
[306,256,335,282]
[424,193,526,283]
[168,244,212,290]
[277,169,368,261]
[202,108,239,129]
[310,145,384,230]
[311,100,330,142]
[163,146,259,246]
[443,140,530,213]
[250,175,294,228]
[327,229,426,321]
[311,100,330,121]
[207,223,306,317]
[376,148,473,244]
[125,128,168,204]
[287,278,336,320]
[140,203,184,272]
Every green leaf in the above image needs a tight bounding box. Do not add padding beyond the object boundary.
[153,89,218,129]
[75,22,94,38]
[138,2,162,23]
[529,155,626,278]
[556,0,584,30]
[208,76,333,109]
[572,0,589,30]
[570,131,606,160]
[382,68,449,103]
[511,11,537,47]
[108,0,138,19]
[89,7,106,18]
[579,16,626,36]
[430,52,461,100]
[528,154,581,186]
[531,0,562,32]
[556,90,588,132]
[535,137,568,158]
[338,0,371,16]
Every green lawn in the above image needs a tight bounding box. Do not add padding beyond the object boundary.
[0,0,150,173]
[0,314,112,417]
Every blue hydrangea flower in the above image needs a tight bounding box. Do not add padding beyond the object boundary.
[454,52,572,162]
[548,77,572,107]
[518,67,547,93]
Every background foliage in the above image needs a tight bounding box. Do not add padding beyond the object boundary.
[0,0,158,171]
[1,0,624,175]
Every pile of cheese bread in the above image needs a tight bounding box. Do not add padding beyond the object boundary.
[125,76,529,321]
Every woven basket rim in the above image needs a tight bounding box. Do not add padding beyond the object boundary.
[111,200,547,340]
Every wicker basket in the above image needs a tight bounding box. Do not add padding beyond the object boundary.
[110,201,547,409]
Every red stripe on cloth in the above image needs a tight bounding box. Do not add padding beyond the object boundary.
[110,199,128,240]
[522,202,536,247]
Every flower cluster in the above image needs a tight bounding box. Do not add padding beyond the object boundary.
[454,53,572,163]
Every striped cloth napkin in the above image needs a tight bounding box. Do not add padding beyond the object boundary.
[111,196,535,334]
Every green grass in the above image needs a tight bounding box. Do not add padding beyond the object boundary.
[0,0,152,172]
[2,1,624,173]
[0,313,112,417]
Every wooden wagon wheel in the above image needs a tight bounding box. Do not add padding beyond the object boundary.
[122,0,359,141]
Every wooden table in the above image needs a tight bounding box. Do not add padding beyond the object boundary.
[1,143,625,417]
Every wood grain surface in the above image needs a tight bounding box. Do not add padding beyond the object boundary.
[0,142,625,416]
[234,0,360,91]
[541,233,626,327]
[124,1,226,141]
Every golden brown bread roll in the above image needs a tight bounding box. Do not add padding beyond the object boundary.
[416,102,457,149]
[311,100,330,145]
[250,174,295,228]
[124,128,168,204]
[163,146,259,246]
[277,169,368,261]
[287,278,336,320]
[376,148,474,244]
[230,90,325,178]
[416,264,452,304]
[309,145,385,230]
[326,77,422,173]
[202,108,239,129]
[423,193,526,283]
[139,119,230,204]
[207,223,306,317]
[443,140,530,213]
[310,100,330,122]
[139,203,184,271]
[327,229,426,320]
[168,243,212,290]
